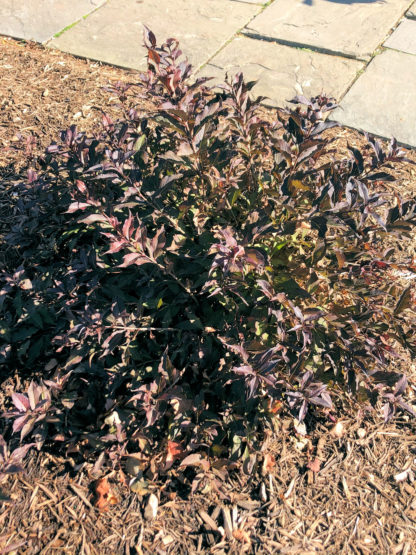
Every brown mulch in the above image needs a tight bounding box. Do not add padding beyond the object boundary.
[2,410,416,554]
[1,37,416,555]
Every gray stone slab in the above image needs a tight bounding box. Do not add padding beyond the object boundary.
[0,0,105,43]
[331,49,416,147]
[406,1,416,19]
[384,19,416,55]
[199,36,363,108]
[49,0,259,70]
[245,0,413,59]
[230,0,265,4]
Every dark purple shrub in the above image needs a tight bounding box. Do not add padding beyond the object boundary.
[1,29,415,473]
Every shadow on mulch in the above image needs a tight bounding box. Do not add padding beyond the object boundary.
[2,412,416,554]
[1,36,416,555]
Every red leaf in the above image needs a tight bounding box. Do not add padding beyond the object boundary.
[165,440,185,469]
[93,477,118,512]
[262,453,276,475]
[307,458,321,473]
[148,49,160,67]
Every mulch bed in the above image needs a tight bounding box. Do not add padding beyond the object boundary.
[1,37,416,555]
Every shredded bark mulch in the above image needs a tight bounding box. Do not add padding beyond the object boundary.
[1,37,416,555]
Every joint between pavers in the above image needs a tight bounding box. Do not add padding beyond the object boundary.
[44,0,108,45]
[328,44,391,122]
[346,4,416,87]
[230,0,266,5]
[331,49,381,108]
[195,5,264,72]
[197,0,278,71]
[379,3,416,51]
[384,46,416,58]
[240,30,368,62]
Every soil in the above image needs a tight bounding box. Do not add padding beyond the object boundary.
[1,37,416,555]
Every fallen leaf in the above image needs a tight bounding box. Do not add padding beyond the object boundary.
[307,458,321,473]
[243,454,257,476]
[93,477,118,511]
[262,453,276,475]
[290,178,309,192]
[211,444,228,457]
[179,453,210,471]
[130,477,151,497]
[118,469,128,487]
[268,399,283,414]
[165,440,184,470]
[125,455,145,477]
[335,249,346,269]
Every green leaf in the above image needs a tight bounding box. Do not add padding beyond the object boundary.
[133,135,147,152]
[278,278,311,299]
[12,326,38,342]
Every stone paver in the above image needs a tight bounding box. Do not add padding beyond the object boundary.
[1,0,416,147]
[331,49,416,147]
[231,0,266,4]
[201,36,362,107]
[384,19,416,55]
[0,0,105,43]
[407,1,416,19]
[49,0,259,70]
[245,0,413,60]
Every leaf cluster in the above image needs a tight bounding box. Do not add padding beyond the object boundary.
[1,29,416,474]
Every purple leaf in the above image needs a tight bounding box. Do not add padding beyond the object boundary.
[5,463,24,474]
[65,202,91,214]
[10,444,34,463]
[78,214,107,225]
[119,252,149,267]
[11,393,30,412]
[143,25,157,48]
[12,414,29,434]
[27,381,39,411]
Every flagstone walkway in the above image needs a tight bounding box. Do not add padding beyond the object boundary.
[1,0,416,146]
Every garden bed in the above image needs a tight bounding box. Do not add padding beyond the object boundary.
[1,37,416,555]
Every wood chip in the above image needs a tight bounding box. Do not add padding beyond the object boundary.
[198,509,219,531]
[69,484,93,510]
[144,493,158,520]
[221,506,233,540]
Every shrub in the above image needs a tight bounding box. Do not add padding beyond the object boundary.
[1,29,416,474]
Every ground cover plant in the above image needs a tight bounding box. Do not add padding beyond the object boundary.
[1,29,416,484]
